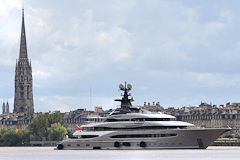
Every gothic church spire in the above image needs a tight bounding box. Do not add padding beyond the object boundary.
[14,8,34,115]
[2,101,5,114]
[19,8,28,59]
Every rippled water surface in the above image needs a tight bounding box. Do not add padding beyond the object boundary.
[0,146,239,160]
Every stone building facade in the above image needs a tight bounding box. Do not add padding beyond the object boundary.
[63,108,106,132]
[164,102,240,137]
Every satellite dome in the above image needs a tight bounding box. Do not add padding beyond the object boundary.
[127,84,132,90]
[119,84,124,90]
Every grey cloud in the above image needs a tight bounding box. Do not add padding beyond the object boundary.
[1,0,240,112]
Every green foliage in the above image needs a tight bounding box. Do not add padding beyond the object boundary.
[29,113,49,140]
[18,129,30,144]
[48,112,66,127]
[0,112,67,146]
[29,112,67,141]
[47,123,67,141]
[0,128,30,146]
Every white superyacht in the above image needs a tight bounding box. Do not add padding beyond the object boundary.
[57,83,230,150]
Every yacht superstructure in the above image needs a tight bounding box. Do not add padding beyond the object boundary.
[57,83,230,150]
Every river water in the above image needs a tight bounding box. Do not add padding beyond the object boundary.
[0,146,239,160]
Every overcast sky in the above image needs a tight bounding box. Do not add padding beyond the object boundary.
[1,0,240,112]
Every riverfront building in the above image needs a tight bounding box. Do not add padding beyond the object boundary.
[162,102,240,137]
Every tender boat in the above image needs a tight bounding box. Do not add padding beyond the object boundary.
[57,83,230,150]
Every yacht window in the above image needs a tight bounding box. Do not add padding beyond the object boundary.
[106,118,171,122]
[106,119,130,122]
[70,136,78,139]
[143,118,170,121]
[93,126,186,131]
[110,133,177,138]
[83,127,94,131]
[81,135,98,138]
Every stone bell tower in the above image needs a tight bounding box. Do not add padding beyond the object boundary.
[13,8,34,115]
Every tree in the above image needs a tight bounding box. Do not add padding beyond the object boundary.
[18,129,30,145]
[0,128,30,146]
[0,128,21,146]
[48,112,66,127]
[47,123,67,141]
[29,113,49,140]
[0,128,5,145]
[28,112,67,141]
[0,112,67,146]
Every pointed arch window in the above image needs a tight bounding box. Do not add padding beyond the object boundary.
[27,85,30,99]
[20,92,24,98]
[20,84,24,90]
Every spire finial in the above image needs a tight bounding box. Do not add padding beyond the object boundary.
[22,0,24,12]
[22,6,25,25]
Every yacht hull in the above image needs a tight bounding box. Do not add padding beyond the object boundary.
[57,128,229,150]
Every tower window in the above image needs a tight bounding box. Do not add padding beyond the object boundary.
[20,85,24,90]
[20,92,24,98]
[27,86,30,99]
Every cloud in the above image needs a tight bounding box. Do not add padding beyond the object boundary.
[1,0,240,111]
[0,0,21,16]
[188,72,240,88]
[0,1,22,67]
[35,95,117,112]
[95,26,132,62]
[23,6,134,92]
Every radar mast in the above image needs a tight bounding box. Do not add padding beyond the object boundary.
[114,82,134,110]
